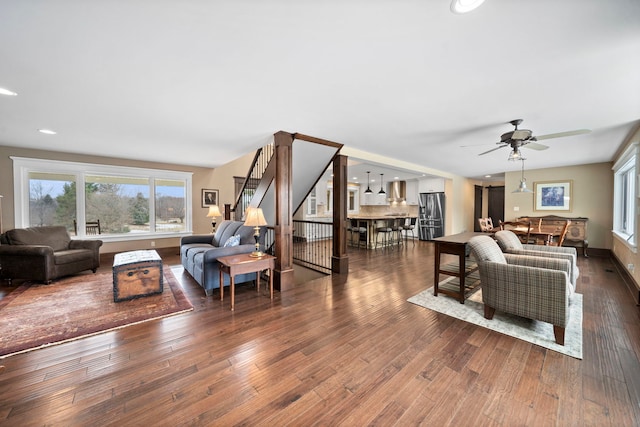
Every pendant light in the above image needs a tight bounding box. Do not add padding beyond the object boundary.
[513,159,533,193]
[364,171,373,194]
[378,173,386,195]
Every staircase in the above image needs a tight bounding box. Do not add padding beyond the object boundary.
[229,132,343,276]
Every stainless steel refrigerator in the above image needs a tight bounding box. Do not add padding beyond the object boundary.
[418,192,445,240]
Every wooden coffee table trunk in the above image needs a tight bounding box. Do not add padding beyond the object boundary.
[112,250,163,302]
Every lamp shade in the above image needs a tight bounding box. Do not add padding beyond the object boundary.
[244,207,267,227]
[206,205,222,218]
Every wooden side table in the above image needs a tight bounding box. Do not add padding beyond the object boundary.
[433,232,483,304]
[218,253,276,311]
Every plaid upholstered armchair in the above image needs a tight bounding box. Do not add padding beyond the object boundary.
[468,235,574,345]
[494,230,579,291]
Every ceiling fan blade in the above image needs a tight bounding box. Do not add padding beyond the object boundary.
[479,145,506,156]
[460,142,498,148]
[523,142,549,151]
[534,129,591,141]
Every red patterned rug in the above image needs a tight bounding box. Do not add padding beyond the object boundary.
[0,267,193,358]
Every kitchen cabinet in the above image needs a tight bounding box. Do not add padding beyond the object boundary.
[405,181,418,205]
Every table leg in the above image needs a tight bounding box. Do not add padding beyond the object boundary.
[458,253,465,304]
[230,276,235,311]
[219,270,224,301]
[434,243,441,297]
[256,271,260,292]
[269,268,273,300]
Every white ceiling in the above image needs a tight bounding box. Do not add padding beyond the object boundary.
[1,1,639,181]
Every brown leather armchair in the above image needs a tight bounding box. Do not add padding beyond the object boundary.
[0,226,102,284]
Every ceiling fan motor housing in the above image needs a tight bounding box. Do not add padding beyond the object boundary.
[501,129,532,142]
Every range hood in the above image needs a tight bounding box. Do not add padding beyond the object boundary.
[387,181,407,202]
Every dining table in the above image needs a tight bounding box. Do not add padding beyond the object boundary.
[511,224,563,245]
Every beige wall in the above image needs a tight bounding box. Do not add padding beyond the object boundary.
[504,162,613,250]
[0,146,252,254]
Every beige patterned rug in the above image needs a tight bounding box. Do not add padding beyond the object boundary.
[0,267,193,358]
[408,282,583,359]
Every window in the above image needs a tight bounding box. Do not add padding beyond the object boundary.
[613,143,638,249]
[13,157,192,241]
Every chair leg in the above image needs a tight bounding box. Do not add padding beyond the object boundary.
[553,325,565,346]
[484,304,496,319]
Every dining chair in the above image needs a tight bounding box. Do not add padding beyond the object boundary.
[499,220,531,244]
[74,219,102,235]
[549,220,571,247]
[478,217,494,232]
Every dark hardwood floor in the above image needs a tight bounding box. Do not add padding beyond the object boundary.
[1,241,639,426]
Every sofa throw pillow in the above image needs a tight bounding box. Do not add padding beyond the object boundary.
[223,234,241,248]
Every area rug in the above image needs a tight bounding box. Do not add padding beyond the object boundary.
[0,267,193,358]
[407,281,583,359]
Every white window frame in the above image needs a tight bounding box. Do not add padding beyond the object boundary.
[612,142,638,252]
[12,156,193,242]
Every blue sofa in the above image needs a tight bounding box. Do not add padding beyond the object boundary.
[180,220,266,296]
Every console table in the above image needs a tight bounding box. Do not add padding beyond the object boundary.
[518,215,588,256]
[433,232,484,304]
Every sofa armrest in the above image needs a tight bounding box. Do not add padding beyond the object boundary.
[181,235,215,246]
[202,244,256,263]
[0,244,54,257]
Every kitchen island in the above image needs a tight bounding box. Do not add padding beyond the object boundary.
[348,215,417,249]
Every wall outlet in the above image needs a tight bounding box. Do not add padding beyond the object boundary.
[151,241,156,247]
[628,263,634,272]
[513,206,520,211]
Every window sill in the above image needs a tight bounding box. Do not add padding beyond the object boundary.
[612,231,637,253]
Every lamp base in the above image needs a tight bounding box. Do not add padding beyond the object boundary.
[249,251,265,258]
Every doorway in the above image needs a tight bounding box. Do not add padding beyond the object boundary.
[487,186,505,226]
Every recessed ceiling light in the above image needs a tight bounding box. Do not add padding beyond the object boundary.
[450,0,485,14]
[485,175,492,178]
[38,129,57,135]
[0,87,17,96]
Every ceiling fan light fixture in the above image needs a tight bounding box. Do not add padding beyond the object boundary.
[508,148,525,161]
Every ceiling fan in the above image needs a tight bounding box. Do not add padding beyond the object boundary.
[479,119,591,159]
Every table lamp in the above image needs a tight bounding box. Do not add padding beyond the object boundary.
[206,205,222,233]
[244,207,267,257]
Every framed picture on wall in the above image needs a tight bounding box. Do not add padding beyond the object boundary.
[202,189,219,208]
[534,180,572,212]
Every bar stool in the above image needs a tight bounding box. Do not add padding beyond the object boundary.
[402,217,417,245]
[391,218,405,248]
[374,219,393,249]
[348,218,367,249]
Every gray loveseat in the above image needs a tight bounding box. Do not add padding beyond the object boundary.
[0,226,103,284]
[180,220,266,296]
